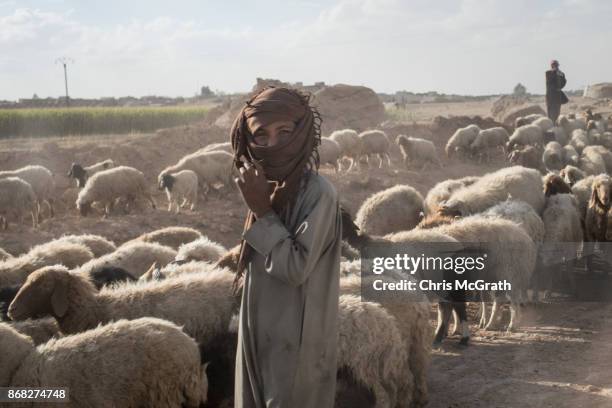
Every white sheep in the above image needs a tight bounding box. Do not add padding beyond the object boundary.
[176,236,227,263]
[424,176,480,215]
[396,135,442,169]
[0,318,207,407]
[584,145,612,173]
[0,177,38,230]
[126,226,203,250]
[470,127,509,162]
[569,129,590,154]
[445,124,480,158]
[571,174,598,221]
[562,145,579,166]
[532,116,554,132]
[159,150,234,197]
[507,124,544,150]
[318,137,342,172]
[76,166,156,216]
[438,166,546,217]
[0,165,55,219]
[159,169,199,213]
[329,129,361,172]
[549,126,569,146]
[67,159,115,188]
[482,199,545,246]
[355,184,424,236]
[542,141,565,171]
[515,113,545,128]
[77,241,177,278]
[559,165,586,186]
[579,146,607,176]
[558,114,586,137]
[357,130,392,168]
[49,234,117,258]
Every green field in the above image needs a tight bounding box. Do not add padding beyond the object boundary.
[0,106,209,138]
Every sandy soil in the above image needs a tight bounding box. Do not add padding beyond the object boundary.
[2,107,612,407]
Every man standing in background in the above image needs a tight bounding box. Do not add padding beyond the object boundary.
[546,59,568,122]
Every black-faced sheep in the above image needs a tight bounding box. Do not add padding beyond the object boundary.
[159,169,199,213]
[67,159,114,188]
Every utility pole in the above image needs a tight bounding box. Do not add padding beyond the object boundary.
[55,57,74,107]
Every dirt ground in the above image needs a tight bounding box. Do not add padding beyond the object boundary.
[2,103,612,407]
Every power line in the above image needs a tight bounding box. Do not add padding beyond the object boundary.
[55,57,74,107]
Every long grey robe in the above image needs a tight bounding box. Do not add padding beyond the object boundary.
[235,171,341,408]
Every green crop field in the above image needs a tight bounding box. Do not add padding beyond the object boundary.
[0,106,209,138]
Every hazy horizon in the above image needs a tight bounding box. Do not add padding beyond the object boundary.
[1,0,610,101]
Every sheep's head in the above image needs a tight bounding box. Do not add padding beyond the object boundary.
[507,148,520,164]
[214,245,241,272]
[67,163,87,188]
[591,175,612,209]
[543,173,572,197]
[437,199,465,217]
[395,134,409,147]
[8,265,71,321]
[77,199,92,216]
[160,173,175,191]
[560,166,583,186]
[587,120,597,131]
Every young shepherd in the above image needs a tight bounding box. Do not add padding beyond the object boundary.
[0,318,207,407]
[438,166,546,217]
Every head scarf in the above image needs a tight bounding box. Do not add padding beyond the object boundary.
[229,86,321,292]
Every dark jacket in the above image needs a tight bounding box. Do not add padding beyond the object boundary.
[546,69,568,104]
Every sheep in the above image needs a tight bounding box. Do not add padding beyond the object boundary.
[357,130,392,168]
[48,234,117,258]
[158,150,234,197]
[543,173,572,197]
[318,137,342,172]
[438,166,546,217]
[337,294,410,408]
[542,141,565,171]
[175,236,227,263]
[0,317,207,407]
[76,166,156,216]
[445,124,480,158]
[562,145,580,166]
[571,175,598,221]
[508,145,543,171]
[558,114,586,137]
[560,165,587,186]
[396,135,442,169]
[355,185,424,236]
[7,318,61,345]
[76,241,177,278]
[507,124,544,150]
[584,145,612,173]
[482,199,545,246]
[140,260,208,281]
[67,159,115,188]
[0,248,11,261]
[515,113,545,128]
[201,141,233,154]
[329,129,361,172]
[126,226,203,250]
[585,174,612,242]
[0,241,93,287]
[470,127,509,162]
[159,170,199,213]
[8,265,237,350]
[569,129,590,154]
[532,116,554,132]
[0,177,38,229]
[424,176,480,215]
[0,165,55,219]
[548,126,569,146]
[579,146,607,176]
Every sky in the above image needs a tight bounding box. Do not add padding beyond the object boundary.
[1,0,611,100]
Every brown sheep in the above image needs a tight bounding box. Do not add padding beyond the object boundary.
[543,173,572,197]
[585,175,612,242]
[508,145,543,171]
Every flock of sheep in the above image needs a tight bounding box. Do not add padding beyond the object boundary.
[0,108,611,407]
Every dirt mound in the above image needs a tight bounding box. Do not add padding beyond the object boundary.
[584,83,612,99]
[491,94,530,121]
[501,104,547,127]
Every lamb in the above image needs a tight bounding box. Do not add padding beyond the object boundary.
[542,141,565,171]
[508,145,543,171]
[67,159,115,188]
[569,129,590,154]
[357,130,392,168]
[560,165,586,186]
[0,248,11,261]
[355,185,424,235]
[579,146,607,176]
[329,129,361,171]
[507,124,544,150]
[438,166,546,217]
[158,150,234,196]
[0,241,93,287]
[0,177,38,229]
[543,173,572,197]
[76,166,156,216]
[0,165,55,219]
[76,241,177,278]
[424,176,480,215]
[126,226,203,250]
[200,141,233,154]
[585,174,612,242]
[175,236,227,263]
[470,127,509,162]
[396,135,442,169]
[159,170,199,213]
[562,145,580,166]
[318,137,342,172]
[0,317,207,407]
[445,124,480,158]
[8,265,237,351]
[532,116,554,132]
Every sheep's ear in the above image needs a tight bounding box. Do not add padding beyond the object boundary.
[51,279,69,318]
